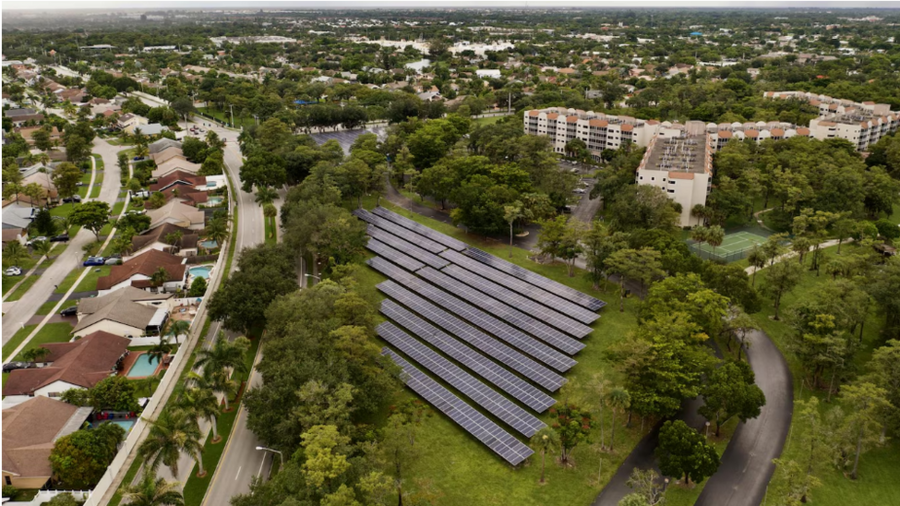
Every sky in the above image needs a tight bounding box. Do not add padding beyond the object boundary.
[4,0,900,11]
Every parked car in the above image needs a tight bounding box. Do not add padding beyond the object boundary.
[104,257,122,265]
[26,236,48,246]
[59,306,78,317]
[133,156,145,161]
[131,190,151,199]
[83,256,106,266]
[4,266,23,276]
[62,195,82,203]
[573,188,586,194]
[50,234,69,243]
[2,361,35,373]
[125,209,146,215]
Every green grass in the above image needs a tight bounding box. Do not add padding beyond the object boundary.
[472,114,508,125]
[55,267,86,294]
[3,325,38,361]
[358,198,647,505]
[182,337,262,506]
[264,214,277,246]
[5,274,41,302]
[93,153,106,171]
[36,298,71,316]
[197,106,254,129]
[90,173,104,199]
[3,322,73,361]
[50,202,79,218]
[105,138,132,146]
[76,265,111,292]
[752,242,900,506]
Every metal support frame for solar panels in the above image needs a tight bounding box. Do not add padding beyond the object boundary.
[382,349,535,466]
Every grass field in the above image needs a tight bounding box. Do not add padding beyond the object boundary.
[197,107,255,129]
[753,243,900,506]
[2,322,74,361]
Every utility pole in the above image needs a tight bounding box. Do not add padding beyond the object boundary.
[229,103,235,128]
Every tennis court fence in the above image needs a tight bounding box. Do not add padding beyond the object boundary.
[687,242,759,263]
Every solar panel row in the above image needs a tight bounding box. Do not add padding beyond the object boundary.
[441,264,594,339]
[372,206,468,251]
[353,209,446,253]
[416,267,585,355]
[376,278,567,391]
[367,225,449,269]
[381,299,556,412]
[365,238,425,272]
[369,257,576,373]
[383,349,534,466]
[441,250,600,325]
[378,321,547,437]
[465,247,607,311]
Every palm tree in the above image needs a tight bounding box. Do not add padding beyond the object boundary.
[254,186,278,207]
[4,241,27,268]
[529,427,559,484]
[195,333,250,379]
[119,471,184,506]
[747,246,767,287]
[707,225,725,259]
[138,408,204,479]
[166,319,191,345]
[179,387,221,442]
[147,336,172,365]
[31,239,53,260]
[690,225,709,259]
[263,204,277,239]
[205,218,228,248]
[203,368,238,411]
[605,387,631,453]
[150,267,170,293]
[139,370,166,397]
[503,201,524,259]
[164,231,183,254]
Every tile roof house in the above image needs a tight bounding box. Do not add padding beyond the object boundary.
[151,157,202,179]
[15,125,62,145]
[4,108,44,126]
[148,138,182,155]
[149,170,207,194]
[2,397,93,489]
[2,331,129,400]
[150,146,186,164]
[129,223,199,259]
[96,249,187,295]
[118,113,149,134]
[147,200,206,231]
[73,287,171,338]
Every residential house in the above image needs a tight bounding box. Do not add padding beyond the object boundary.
[1,204,35,231]
[151,157,202,179]
[128,223,199,259]
[150,146,186,164]
[2,397,93,489]
[2,228,26,245]
[118,113,149,134]
[96,249,187,295]
[15,125,61,145]
[2,331,129,402]
[148,138,182,155]
[5,108,44,127]
[73,287,171,339]
[139,123,168,136]
[150,170,207,194]
[147,199,206,231]
[417,91,442,102]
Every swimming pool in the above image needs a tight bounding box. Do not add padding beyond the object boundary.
[189,266,212,279]
[207,196,224,205]
[199,240,218,249]
[126,354,159,378]
[103,419,136,432]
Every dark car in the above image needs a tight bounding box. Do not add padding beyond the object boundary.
[60,306,78,317]
[83,256,105,266]
[50,234,69,243]
[63,195,82,203]
[2,361,35,373]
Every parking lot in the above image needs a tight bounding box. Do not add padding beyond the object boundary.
[311,125,387,153]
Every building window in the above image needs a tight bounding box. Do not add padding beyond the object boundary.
[5,476,11,486]
[639,176,644,180]
[651,177,655,181]
[667,189,675,194]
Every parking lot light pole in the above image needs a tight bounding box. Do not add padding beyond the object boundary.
[255,446,283,468]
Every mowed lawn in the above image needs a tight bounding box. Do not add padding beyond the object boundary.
[357,198,648,506]
[752,243,900,506]
[3,322,74,361]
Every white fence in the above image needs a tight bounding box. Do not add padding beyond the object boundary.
[4,489,92,506]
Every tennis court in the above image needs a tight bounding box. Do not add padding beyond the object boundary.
[689,231,768,262]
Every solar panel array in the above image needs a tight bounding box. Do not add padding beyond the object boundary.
[365,238,425,272]
[465,247,607,311]
[376,277,567,392]
[372,206,468,251]
[416,266,585,355]
[441,264,593,339]
[355,207,609,465]
[353,209,446,253]
[441,250,600,325]
[378,321,547,437]
[383,349,535,466]
[382,300,556,412]
[367,225,449,269]
[370,258,575,374]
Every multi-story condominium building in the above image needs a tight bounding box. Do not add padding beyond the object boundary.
[523,108,670,155]
[634,121,714,228]
[765,91,900,151]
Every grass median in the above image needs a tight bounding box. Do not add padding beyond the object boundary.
[3,322,73,361]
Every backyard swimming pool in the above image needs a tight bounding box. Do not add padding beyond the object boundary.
[101,419,136,432]
[126,354,159,378]
[189,265,212,279]
[199,240,218,249]
[207,196,224,205]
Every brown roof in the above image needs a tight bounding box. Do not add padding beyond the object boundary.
[828,104,838,110]
[717,130,733,139]
[667,171,696,180]
[770,128,785,137]
[620,124,634,132]
[528,110,539,117]
[131,223,199,252]
[860,122,870,128]
[818,121,837,127]
[589,119,608,128]
[97,250,184,292]
[809,99,822,106]
[797,127,810,135]
[558,68,576,74]
[546,113,559,120]
[2,331,128,396]
[566,116,578,123]
[3,397,88,479]
[150,147,185,164]
[745,129,760,138]
[150,170,206,192]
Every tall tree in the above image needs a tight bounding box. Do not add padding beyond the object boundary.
[656,420,720,485]
[529,427,559,484]
[698,360,766,436]
[840,382,892,480]
[69,201,110,241]
[138,408,204,478]
[119,472,185,506]
[761,259,803,320]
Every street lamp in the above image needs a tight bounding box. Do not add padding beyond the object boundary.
[255,446,284,468]
[304,273,321,281]
[705,421,711,439]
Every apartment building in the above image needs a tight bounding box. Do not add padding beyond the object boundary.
[765,91,900,150]
[523,108,668,156]
[635,123,714,228]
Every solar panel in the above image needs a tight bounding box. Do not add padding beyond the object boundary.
[441,264,593,339]
[352,209,446,253]
[441,250,600,325]
[465,247,606,310]
[367,225,449,269]
[381,299,556,412]
[376,278,566,391]
[372,206,468,251]
[378,322,546,437]
[416,267,585,356]
[366,238,425,272]
[382,349,535,466]
[369,258,575,373]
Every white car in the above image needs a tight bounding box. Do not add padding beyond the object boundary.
[26,236,48,246]
[5,266,23,276]
[573,188,586,194]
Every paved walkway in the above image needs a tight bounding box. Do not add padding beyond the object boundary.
[744,238,846,276]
